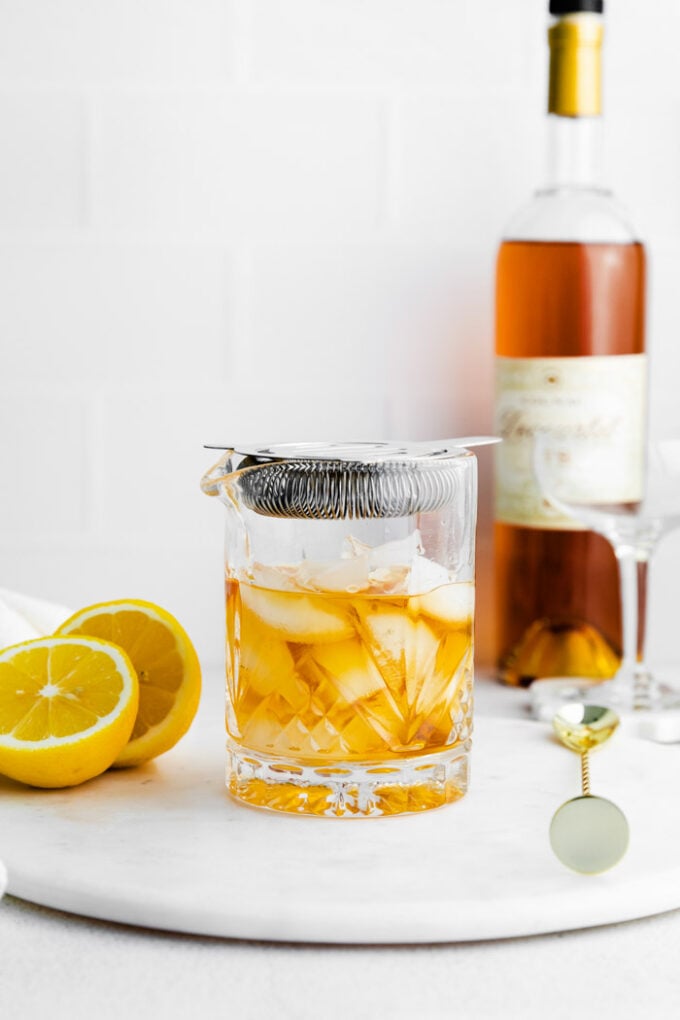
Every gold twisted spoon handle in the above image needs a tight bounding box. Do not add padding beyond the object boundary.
[550,704,629,874]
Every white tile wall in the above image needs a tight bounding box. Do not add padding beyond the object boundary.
[0,386,88,534]
[0,93,86,228]
[394,96,542,241]
[0,243,231,381]
[0,2,234,83]
[2,0,679,672]
[246,0,535,89]
[92,92,386,238]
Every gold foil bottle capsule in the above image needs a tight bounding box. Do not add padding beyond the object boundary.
[548,12,603,118]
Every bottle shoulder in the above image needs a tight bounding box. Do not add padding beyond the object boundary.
[502,188,642,244]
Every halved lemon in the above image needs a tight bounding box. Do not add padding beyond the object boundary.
[0,636,139,788]
[56,600,201,767]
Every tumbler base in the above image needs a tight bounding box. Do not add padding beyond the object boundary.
[226,740,471,817]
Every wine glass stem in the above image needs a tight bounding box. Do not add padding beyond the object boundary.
[614,544,651,702]
[636,557,649,666]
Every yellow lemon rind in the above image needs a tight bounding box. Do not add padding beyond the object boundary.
[56,599,202,768]
[0,636,139,789]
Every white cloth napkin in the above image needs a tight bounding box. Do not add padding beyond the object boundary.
[0,588,71,648]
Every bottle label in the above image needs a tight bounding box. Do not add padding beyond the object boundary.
[494,354,647,529]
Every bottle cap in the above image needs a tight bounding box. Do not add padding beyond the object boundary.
[549,1,603,13]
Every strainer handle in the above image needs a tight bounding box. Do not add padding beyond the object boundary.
[200,450,236,497]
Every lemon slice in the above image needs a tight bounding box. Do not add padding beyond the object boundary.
[56,600,201,768]
[0,636,138,788]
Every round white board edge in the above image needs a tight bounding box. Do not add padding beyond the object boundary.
[1,716,680,944]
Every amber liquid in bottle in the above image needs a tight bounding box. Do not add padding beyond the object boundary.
[495,239,646,685]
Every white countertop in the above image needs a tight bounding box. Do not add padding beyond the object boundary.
[2,675,680,1020]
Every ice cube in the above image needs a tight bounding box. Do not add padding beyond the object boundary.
[245,563,299,592]
[241,701,313,756]
[359,610,440,710]
[306,639,385,699]
[411,630,473,725]
[238,636,309,711]
[300,638,406,743]
[240,585,354,643]
[342,535,371,559]
[293,557,371,594]
[293,554,412,596]
[366,530,424,568]
[366,565,411,595]
[342,532,451,597]
[407,554,451,595]
[412,583,475,624]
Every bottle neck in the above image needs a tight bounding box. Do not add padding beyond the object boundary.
[544,114,604,189]
[544,11,605,190]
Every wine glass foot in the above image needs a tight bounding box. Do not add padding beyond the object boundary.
[529,674,680,741]
[528,677,602,722]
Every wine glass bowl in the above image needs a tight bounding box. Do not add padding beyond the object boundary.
[530,433,680,718]
[534,436,680,550]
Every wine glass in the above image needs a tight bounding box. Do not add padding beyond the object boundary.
[529,432,680,720]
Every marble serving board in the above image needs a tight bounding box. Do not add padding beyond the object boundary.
[1,697,680,944]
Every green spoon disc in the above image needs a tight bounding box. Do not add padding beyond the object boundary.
[550,795,630,875]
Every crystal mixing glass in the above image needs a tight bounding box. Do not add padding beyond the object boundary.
[201,442,477,817]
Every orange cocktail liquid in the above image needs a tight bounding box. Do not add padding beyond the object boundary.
[225,576,474,816]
